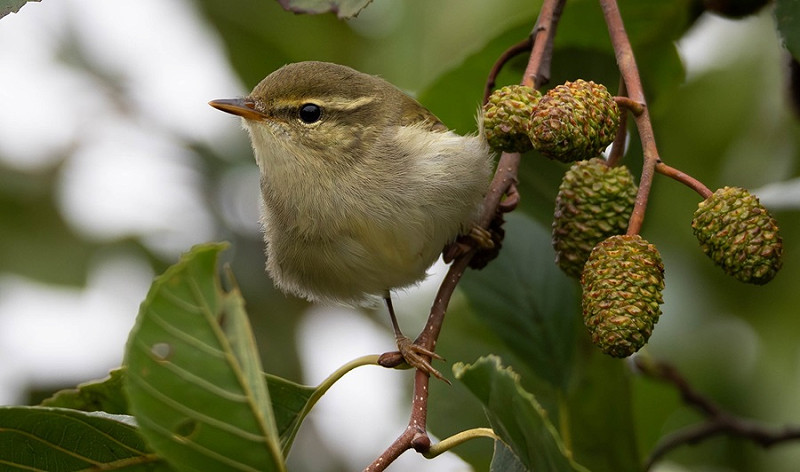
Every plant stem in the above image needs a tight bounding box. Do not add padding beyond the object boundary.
[483,37,534,104]
[655,161,713,199]
[311,355,380,407]
[424,428,500,458]
[599,0,661,236]
[606,77,628,168]
[635,357,800,470]
[524,0,566,89]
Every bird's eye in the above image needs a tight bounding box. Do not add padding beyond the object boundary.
[298,103,322,124]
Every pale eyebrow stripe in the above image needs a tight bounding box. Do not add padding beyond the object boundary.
[273,95,376,111]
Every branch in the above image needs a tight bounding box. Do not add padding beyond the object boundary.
[364,1,566,470]
[635,357,800,470]
[606,77,628,168]
[483,37,534,104]
[599,0,661,236]
[655,161,713,199]
[523,0,566,90]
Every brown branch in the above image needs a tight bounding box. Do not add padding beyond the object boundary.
[599,0,660,236]
[364,1,566,470]
[613,96,645,116]
[655,161,713,199]
[635,357,800,470]
[483,37,534,104]
[523,0,566,89]
[606,77,628,168]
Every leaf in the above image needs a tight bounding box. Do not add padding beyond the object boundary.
[776,0,800,62]
[0,0,40,20]
[40,368,129,414]
[264,374,315,454]
[490,439,528,472]
[453,356,588,471]
[124,243,286,472]
[0,406,173,471]
[275,0,373,19]
[459,213,579,391]
[564,343,640,472]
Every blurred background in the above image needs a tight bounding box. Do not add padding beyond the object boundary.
[1,0,798,471]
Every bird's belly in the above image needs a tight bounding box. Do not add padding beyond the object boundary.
[264,223,438,305]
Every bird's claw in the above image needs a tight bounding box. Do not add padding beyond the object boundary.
[393,335,450,384]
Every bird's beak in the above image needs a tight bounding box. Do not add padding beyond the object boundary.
[208,98,266,120]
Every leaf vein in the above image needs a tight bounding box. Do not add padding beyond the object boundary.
[145,307,227,357]
[128,373,268,443]
[134,414,264,472]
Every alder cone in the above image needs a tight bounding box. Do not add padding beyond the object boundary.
[529,79,620,162]
[482,85,541,153]
[552,158,637,278]
[692,186,783,284]
[582,235,664,358]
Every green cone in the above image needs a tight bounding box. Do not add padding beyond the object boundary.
[692,186,783,284]
[529,79,620,162]
[553,158,638,278]
[582,235,665,358]
[482,85,541,153]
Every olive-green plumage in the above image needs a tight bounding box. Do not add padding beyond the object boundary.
[582,235,664,358]
[552,158,637,278]
[529,80,620,162]
[692,186,782,284]
[482,85,541,153]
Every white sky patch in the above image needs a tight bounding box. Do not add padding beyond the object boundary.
[0,0,244,403]
[56,117,216,252]
[0,254,153,404]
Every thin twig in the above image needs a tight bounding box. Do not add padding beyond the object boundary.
[606,77,628,168]
[635,357,800,470]
[599,0,660,236]
[524,0,567,89]
[613,96,645,116]
[483,37,534,104]
[655,161,713,199]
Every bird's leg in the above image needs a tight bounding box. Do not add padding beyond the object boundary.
[383,295,447,382]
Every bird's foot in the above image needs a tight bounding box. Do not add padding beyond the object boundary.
[378,336,449,384]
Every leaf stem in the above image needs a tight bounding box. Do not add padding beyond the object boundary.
[309,355,380,411]
[557,391,573,456]
[423,428,500,458]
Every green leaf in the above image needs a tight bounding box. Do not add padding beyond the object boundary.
[490,439,528,472]
[0,406,172,471]
[453,356,587,471]
[565,344,640,472]
[40,368,129,414]
[776,0,800,61]
[264,374,315,454]
[275,0,373,19]
[0,0,40,20]
[124,243,286,472]
[459,213,579,391]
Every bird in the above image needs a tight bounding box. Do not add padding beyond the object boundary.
[209,61,493,379]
